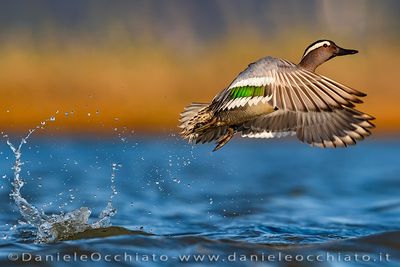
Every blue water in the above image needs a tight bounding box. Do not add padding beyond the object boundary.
[0,134,399,266]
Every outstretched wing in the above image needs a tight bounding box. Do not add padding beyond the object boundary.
[211,57,366,113]
[239,107,375,148]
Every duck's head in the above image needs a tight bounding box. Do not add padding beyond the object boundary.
[299,40,358,71]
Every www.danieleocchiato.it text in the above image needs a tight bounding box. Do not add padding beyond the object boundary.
[7,251,391,263]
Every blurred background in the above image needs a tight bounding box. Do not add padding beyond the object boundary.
[1,2,400,263]
[0,0,399,134]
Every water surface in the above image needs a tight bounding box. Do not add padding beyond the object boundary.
[0,134,399,266]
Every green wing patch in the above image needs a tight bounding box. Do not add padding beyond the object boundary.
[230,86,265,98]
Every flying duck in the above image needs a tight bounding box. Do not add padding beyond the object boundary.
[179,40,375,151]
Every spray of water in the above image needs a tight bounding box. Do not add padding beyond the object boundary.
[6,117,118,243]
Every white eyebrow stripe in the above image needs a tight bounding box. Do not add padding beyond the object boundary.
[302,41,331,59]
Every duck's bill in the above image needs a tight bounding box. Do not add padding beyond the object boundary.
[336,47,358,56]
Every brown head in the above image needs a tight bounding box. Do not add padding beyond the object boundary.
[298,40,358,72]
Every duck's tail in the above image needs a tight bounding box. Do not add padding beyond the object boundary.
[179,103,234,151]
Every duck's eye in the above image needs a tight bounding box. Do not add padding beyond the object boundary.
[323,44,328,48]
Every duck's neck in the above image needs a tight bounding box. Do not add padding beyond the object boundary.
[298,52,326,72]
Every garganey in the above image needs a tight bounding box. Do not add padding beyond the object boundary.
[179,40,375,151]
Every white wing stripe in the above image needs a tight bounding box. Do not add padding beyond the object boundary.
[248,96,262,106]
[242,131,295,139]
[223,95,272,110]
[229,76,274,89]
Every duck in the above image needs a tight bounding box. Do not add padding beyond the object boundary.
[179,40,375,151]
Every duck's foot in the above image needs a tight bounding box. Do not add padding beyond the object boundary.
[213,127,234,152]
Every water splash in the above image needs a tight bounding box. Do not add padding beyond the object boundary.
[92,163,119,228]
[6,117,118,243]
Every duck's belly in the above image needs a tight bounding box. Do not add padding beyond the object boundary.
[218,102,275,125]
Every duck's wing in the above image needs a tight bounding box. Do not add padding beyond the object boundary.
[239,107,375,148]
[211,57,366,113]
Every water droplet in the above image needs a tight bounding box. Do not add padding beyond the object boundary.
[50,116,55,121]
[209,198,213,205]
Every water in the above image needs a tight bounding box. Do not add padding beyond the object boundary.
[4,126,118,243]
[0,128,399,266]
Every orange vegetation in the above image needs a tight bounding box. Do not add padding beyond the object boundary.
[0,34,399,134]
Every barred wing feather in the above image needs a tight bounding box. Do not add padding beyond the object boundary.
[239,107,375,148]
[211,57,366,113]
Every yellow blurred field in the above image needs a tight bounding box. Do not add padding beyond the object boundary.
[0,33,399,134]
